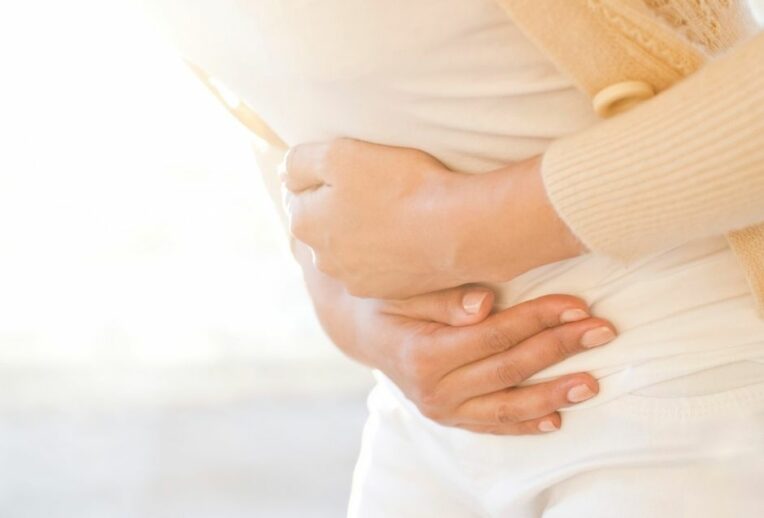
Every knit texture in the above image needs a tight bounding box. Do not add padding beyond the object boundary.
[195,0,764,315]
[499,0,764,315]
[543,31,764,260]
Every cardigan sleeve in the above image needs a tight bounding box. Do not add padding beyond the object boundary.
[541,29,764,262]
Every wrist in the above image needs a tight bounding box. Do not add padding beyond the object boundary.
[446,156,585,284]
[494,156,586,274]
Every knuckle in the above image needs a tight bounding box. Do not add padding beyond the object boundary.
[400,342,434,384]
[406,378,448,421]
[547,328,577,358]
[532,295,586,325]
[536,294,581,308]
[416,390,447,421]
[495,359,526,387]
[527,298,560,329]
[494,403,522,425]
[481,327,517,353]
[436,292,456,319]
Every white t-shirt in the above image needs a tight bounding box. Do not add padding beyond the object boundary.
[143,0,764,405]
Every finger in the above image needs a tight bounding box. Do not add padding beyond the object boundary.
[434,294,592,366]
[441,317,616,398]
[453,374,598,428]
[286,189,327,247]
[280,143,329,193]
[458,412,562,436]
[380,285,495,327]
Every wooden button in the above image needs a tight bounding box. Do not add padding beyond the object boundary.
[593,80,655,117]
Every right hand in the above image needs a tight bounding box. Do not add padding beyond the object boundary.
[347,287,617,435]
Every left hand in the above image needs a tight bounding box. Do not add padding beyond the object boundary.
[281,138,584,299]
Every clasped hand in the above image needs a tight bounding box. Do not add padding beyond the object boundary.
[282,140,612,435]
[280,138,583,299]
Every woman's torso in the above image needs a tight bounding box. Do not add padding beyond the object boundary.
[145,0,764,405]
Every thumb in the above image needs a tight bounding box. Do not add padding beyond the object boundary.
[381,285,495,327]
[280,143,328,193]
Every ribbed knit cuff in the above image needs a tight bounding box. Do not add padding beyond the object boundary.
[541,31,764,263]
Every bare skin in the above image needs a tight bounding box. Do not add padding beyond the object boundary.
[280,138,615,435]
[282,138,585,299]
[293,240,617,435]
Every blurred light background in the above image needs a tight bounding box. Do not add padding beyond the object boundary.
[0,1,372,517]
[0,1,762,517]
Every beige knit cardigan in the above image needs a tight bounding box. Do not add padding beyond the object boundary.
[496,0,764,317]
[193,0,764,316]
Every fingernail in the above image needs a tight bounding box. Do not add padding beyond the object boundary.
[538,420,559,433]
[560,308,589,323]
[567,384,596,403]
[462,292,488,315]
[580,327,616,348]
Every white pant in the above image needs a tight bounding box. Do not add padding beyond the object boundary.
[348,374,764,518]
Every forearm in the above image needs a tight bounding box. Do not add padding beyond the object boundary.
[281,138,591,298]
[448,156,586,284]
[542,30,764,262]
